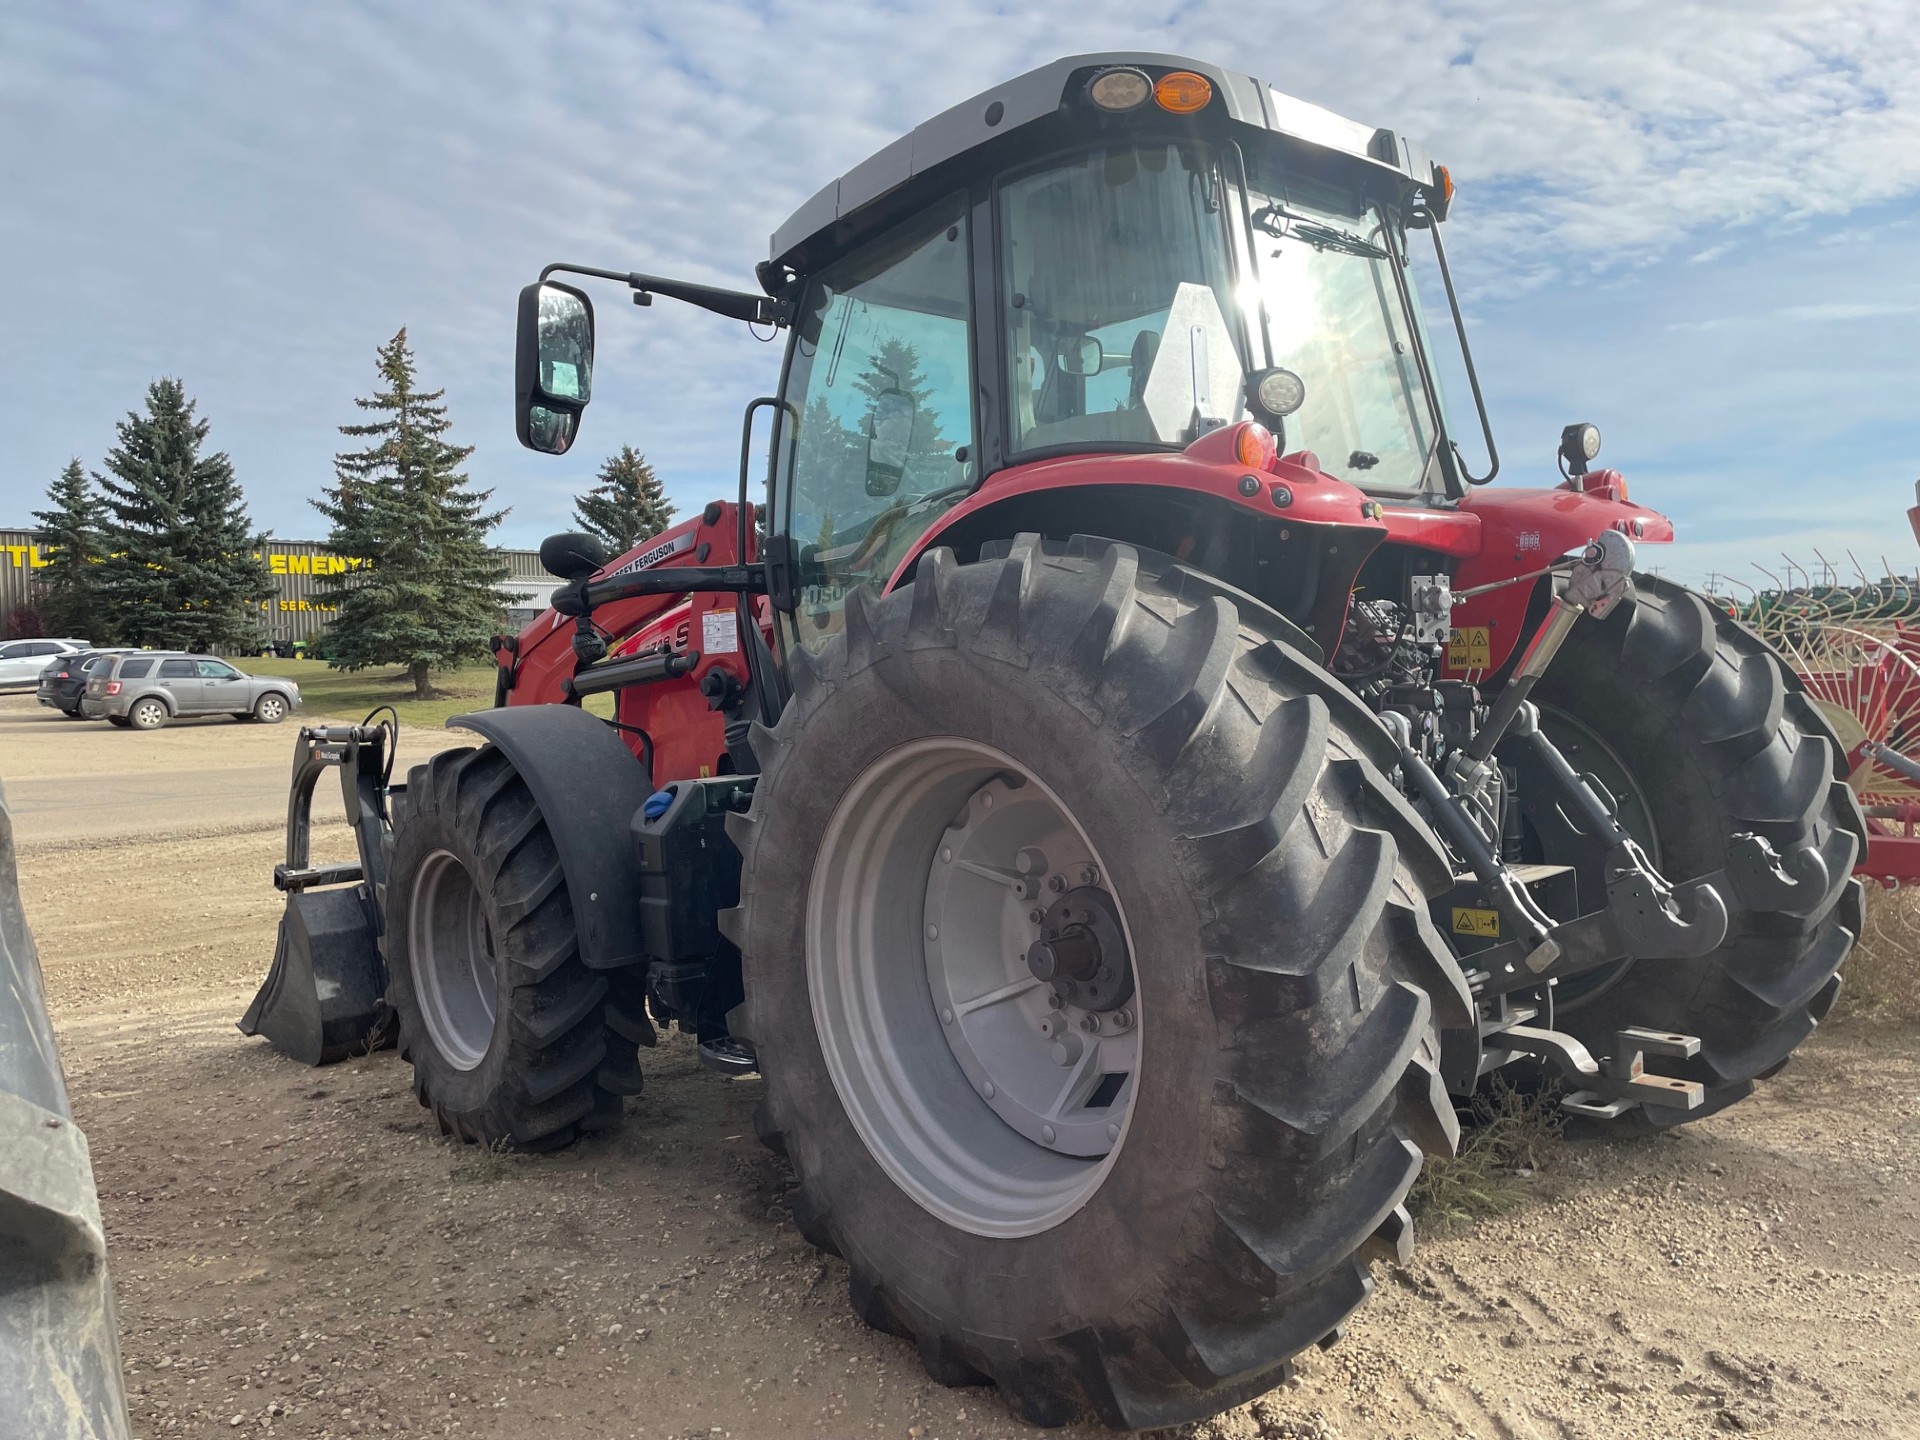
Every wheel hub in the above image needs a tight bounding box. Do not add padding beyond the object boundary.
[1026,886,1132,1011]
[919,772,1138,1161]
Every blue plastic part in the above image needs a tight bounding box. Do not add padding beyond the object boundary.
[643,789,676,821]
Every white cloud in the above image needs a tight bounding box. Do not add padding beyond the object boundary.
[1,1,1917,565]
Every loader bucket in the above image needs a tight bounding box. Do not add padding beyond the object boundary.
[240,722,401,1066]
[239,887,391,1065]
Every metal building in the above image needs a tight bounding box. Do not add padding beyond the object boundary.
[0,529,554,643]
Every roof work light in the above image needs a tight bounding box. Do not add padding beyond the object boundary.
[1088,68,1152,111]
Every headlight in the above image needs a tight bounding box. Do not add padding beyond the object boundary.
[1247,367,1306,420]
[1087,68,1152,112]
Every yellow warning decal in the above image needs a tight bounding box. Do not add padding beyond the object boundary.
[1451,907,1500,938]
[1447,626,1492,670]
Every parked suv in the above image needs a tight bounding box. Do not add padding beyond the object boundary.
[36,649,134,717]
[83,652,301,730]
[0,637,90,689]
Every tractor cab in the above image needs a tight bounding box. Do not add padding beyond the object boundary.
[515,55,1485,656]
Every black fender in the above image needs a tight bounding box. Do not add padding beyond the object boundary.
[448,706,652,970]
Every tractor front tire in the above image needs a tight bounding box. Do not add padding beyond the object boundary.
[1532,575,1867,1124]
[386,745,651,1150]
[723,536,1473,1430]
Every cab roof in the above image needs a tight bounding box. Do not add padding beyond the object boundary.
[769,52,1440,266]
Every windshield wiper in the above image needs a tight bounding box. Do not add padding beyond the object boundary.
[1250,204,1388,260]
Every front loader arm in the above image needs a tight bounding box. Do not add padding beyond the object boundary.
[495,501,760,710]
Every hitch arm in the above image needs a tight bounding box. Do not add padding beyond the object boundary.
[1387,716,1561,971]
[1467,529,1637,764]
[1499,1024,1704,1114]
[1508,725,1729,960]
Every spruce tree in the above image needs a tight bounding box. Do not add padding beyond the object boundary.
[854,339,953,474]
[313,328,509,698]
[572,446,674,555]
[30,458,103,641]
[93,379,275,651]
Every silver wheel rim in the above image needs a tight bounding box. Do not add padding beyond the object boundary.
[807,737,1139,1239]
[410,849,499,1070]
[134,700,163,726]
[1535,705,1662,1013]
[259,697,284,720]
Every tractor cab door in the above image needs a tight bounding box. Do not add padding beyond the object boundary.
[773,194,976,658]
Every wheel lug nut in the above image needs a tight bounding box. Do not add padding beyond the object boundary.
[1046,992,1064,1010]
[1047,874,1067,894]
[1114,1008,1134,1030]
[1080,865,1099,886]
[1079,1014,1101,1034]
[1028,907,1044,924]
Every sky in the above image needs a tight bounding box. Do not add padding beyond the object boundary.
[3,1,1918,589]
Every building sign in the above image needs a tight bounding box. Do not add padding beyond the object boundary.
[267,552,367,576]
[2,527,549,642]
[4,543,369,573]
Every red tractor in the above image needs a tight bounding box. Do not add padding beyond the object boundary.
[245,54,1863,1430]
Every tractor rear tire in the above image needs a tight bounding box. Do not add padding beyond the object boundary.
[722,535,1473,1430]
[385,745,652,1150]
[1532,575,1866,1125]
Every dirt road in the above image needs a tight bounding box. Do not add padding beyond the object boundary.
[10,694,1919,1439]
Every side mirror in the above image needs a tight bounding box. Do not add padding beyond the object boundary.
[515,281,595,455]
[539,531,610,581]
[1055,337,1105,377]
[864,388,915,497]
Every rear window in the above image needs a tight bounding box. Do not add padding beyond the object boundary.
[117,657,154,679]
[158,658,196,678]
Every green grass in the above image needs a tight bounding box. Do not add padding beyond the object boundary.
[1407,1075,1564,1227]
[245,657,500,730]
[246,656,612,730]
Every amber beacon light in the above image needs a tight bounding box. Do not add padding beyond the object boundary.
[1152,71,1213,114]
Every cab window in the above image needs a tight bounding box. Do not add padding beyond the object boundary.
[118,657,154,679]
[1000,143,1242,454]
[778,195,974,655]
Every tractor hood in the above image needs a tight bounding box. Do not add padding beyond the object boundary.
[769,52,1446,269]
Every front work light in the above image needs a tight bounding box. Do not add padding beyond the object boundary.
[1559,422,1602,477]
[1152,71,1213,114]
[1248,367,1307,420]
[1088,68,1152,111]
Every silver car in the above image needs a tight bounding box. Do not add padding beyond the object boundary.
[0,637,90,688]
[82,651,301,730]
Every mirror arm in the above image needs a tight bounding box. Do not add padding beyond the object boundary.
[539,262,790,327]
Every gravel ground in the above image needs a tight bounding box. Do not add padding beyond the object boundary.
[10,694,1920,1439]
